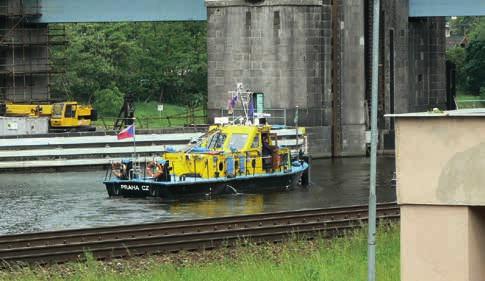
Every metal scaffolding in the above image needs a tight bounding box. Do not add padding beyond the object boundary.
[0,0,65,102]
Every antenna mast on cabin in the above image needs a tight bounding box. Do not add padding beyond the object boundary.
[228,83,253,124]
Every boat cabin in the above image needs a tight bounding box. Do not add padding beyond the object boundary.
[162,125,291,180]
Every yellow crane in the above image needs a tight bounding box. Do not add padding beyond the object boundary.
[0,101,97,132]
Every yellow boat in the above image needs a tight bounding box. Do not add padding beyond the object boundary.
[104,83,310,200]
[104,123,309,200]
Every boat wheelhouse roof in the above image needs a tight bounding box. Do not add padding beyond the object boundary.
[199,124,274,153]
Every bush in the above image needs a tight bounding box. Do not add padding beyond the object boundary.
[93,87,124,117]
[463,39,485,95]
[446,47,466,91]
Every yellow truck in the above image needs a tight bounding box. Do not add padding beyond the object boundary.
[0,101,97,132]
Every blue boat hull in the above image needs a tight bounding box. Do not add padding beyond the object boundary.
[104,164,308,200]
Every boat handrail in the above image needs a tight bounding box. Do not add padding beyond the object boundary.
[106,148,295,181]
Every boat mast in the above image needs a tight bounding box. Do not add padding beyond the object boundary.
[228,83,253,125]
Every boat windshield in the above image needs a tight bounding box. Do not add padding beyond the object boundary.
[206,132,227,150]
[228,133,249,151]
[52,103,63,118]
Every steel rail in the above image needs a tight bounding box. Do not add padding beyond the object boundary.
[0,203,399,265]
[0,203,397,245]
[0,205,399,249]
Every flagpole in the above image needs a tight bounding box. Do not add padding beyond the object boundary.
[132,118,137,160]
[295,105,299,148]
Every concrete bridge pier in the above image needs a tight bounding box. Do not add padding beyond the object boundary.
[206,0,333,158]
[206,0,447,157]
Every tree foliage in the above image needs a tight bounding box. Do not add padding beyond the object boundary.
[93,87,124,116]
[463,39,485,94]
[447,17,485,95]
[446,46,466,90]
[449,17,481,37]
[51,22,207,109]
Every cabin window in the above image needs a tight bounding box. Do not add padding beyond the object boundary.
[229,133,249,150]
[52,103,63,118]
[207,132,226,150]
[64,104,76,118]
[251,134,260,148]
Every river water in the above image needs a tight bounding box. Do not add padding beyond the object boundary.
[0,157,396,235]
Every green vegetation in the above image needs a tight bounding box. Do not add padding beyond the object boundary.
[447,17,485,97]
[94,102,207,130]
[51,22,207,119]
[454,94,485,109]
[0,224,400,281]
[93,87,124,117]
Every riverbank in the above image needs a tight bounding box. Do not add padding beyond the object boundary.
[0,224,399,281]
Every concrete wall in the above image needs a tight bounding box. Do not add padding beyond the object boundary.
[401,205,470,281]
[0,116,48,135]
[408,17,447,112]
[395,116,485,205]
[339,0,366,156]
[396,113,485,280]
[379,0,409,149]
[206,0,333,157]
[206,0,448,157]
[206,0,329,127]
[378,2,447,150]
[306,126,331,158]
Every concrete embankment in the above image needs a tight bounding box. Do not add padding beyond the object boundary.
[0,127,307,170]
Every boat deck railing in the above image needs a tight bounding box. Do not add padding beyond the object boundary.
[105,152,297,182]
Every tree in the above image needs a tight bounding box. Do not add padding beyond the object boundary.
[463,21,485,95]
[93,87,124,117]
[449,17,481,37]
[446,46,466,91]
[50,22,208,109]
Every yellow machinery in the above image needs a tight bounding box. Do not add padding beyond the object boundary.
[0,101,97,132]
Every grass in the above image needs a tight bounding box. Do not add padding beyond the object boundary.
[455,93,485,109]
[0,224,400,281]
[95,102,207,130]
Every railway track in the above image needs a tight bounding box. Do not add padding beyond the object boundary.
[0,203,399,265]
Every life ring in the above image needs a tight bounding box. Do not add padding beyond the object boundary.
[111,162,126,178]
[146,161,164,178]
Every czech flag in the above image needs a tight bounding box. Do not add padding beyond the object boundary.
[117,125,135,140]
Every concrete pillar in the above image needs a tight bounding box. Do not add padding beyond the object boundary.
[205,0,330,125]
[370,3,446,151]
[338,0,366,156]
[206,0,332,157]
[206,1,447,157]
[379,0,409,149]
[393,113,485,281]
[408,17,447,112]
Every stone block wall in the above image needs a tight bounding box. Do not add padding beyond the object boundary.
[206,0,330,128]
[206,0,448,157]
[408,17,447,112]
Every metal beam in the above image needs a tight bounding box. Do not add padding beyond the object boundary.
[36,0,206,23]
[35,0,485,23]
[410,0,485,17]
